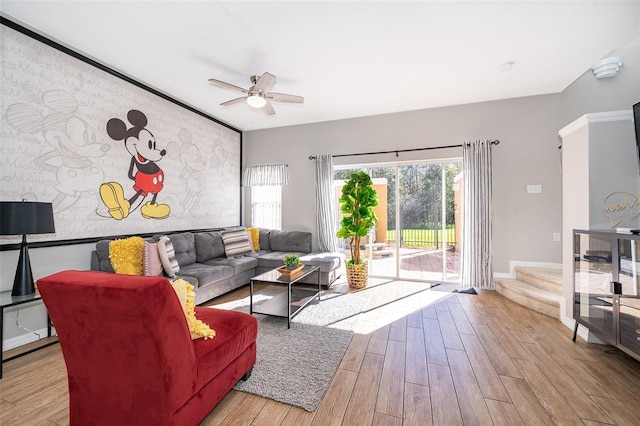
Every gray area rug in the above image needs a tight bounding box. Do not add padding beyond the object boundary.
[230,288,369,411]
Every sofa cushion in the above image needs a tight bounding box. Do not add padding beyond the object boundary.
[300,252,345,273]
[204,256,258,275]
[221,229,253,258]
[258,228,271,251]
[192,307,258,390]
[166,232,197,267]
[268,229,312,253]
[109,237,145,275]
[175,273,199,288]
[158,236,180,278]
[255,251,309,269]
[194,231,226,262]
[143,242,164,276]
[170,279,216,340]
[179,263,233,289]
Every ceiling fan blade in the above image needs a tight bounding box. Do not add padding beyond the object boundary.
[254,72,277,93]
[262,100,276,116]
[267,93,304,104]
[208,78,248,94]
[220,97,247,107]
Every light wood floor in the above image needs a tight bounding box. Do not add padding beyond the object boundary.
[2,277,640,425]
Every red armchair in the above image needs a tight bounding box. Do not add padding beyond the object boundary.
[37,270,257,426]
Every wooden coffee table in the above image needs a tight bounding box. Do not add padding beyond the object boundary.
[249,265,321,328]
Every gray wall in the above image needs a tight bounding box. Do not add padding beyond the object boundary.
[244,42,639,279]
[560,42,639,127]
[244,94,565,274]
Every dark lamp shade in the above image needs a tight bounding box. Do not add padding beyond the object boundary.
[0,201,56,236]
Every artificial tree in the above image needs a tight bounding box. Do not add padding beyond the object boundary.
[336,171,378,288]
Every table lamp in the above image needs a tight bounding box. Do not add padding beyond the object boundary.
[0,201,56,296]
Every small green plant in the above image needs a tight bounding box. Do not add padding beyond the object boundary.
[283,254,300,268]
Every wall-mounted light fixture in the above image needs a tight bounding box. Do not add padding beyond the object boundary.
[591,57,622,79]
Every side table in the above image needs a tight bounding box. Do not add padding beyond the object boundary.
[1,290,57,379]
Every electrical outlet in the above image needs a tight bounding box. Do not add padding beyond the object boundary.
[527,185,542,193]
[553,233,560,242]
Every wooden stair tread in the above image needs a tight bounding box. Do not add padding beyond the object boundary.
[496,279,561,305]
[495,277,562,318]
[515,266,562,285]
[513,266,562,294]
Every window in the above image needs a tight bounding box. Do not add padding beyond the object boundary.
[243,164,288,230]
[251,185,282,229]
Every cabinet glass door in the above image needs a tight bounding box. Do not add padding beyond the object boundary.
[574,233,615,344]
[619,238,640,354]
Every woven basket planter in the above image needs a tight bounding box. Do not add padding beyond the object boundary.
[346,262,368,289]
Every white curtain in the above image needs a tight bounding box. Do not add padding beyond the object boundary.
[314,154,339,252]
[243,164,288,230]
[242,164,289,186]
[461,140,494,289]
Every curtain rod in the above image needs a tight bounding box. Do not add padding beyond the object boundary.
[308,140,499,160]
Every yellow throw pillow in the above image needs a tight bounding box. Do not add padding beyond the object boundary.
[246,227,260,251]
[170,279,216,340]
[109,237,145,275]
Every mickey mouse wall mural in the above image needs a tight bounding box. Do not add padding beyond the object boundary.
[98,109,171,220]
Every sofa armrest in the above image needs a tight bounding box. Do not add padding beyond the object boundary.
[93,240,115,273]
[90,251,100,271]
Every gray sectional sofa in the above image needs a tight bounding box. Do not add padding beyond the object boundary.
[90,228,344,304]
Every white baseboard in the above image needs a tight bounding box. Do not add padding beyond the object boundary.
[2,327,51,351]
[493,272,512,280]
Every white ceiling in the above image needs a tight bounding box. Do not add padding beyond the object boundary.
[1,1,639,132]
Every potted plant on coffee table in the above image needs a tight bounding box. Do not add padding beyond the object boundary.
[283,254,300,270]
[336,171,378,289]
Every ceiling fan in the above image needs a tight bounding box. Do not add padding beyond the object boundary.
[208,72,304,116]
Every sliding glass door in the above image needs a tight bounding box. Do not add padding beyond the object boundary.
[335,160,461,283]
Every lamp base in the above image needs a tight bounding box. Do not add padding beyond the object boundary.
[12,236,35,296]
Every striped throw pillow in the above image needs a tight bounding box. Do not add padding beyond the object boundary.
[221,229,253,258]
[158,236,180,277]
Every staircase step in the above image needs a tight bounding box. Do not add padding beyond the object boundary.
[515,266,562,294]
[495,278,561,319]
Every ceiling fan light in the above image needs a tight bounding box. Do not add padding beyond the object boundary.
[247,94,267,108]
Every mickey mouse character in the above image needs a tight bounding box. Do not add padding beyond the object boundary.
[99,110,170,220]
